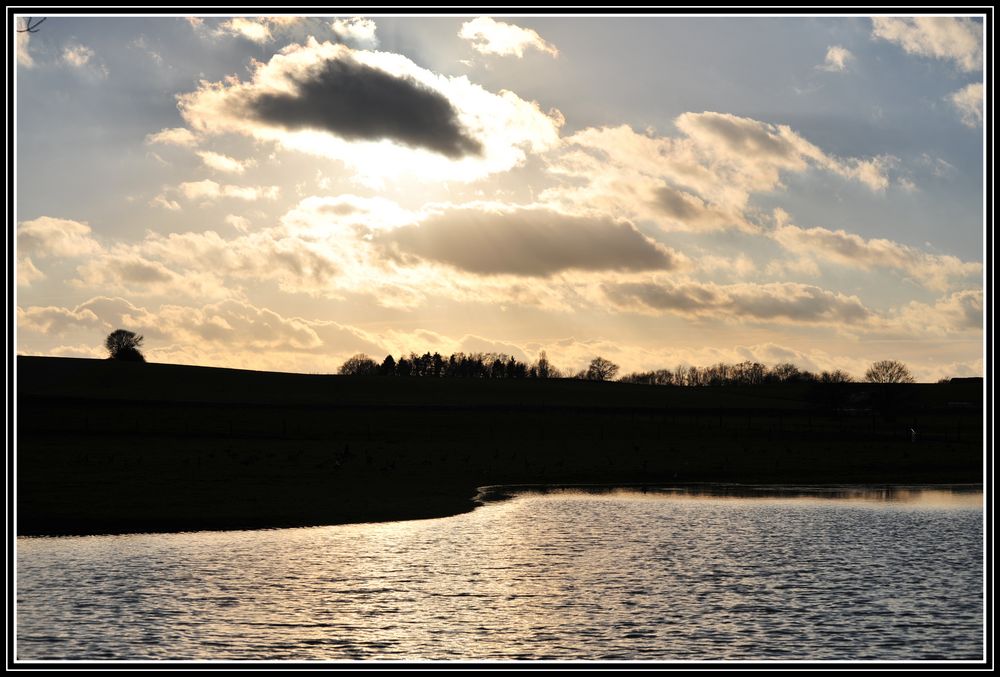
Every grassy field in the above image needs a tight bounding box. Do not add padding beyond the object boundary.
[16,356,984,536]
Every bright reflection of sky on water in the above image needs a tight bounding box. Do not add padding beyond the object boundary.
[17,486,983,662]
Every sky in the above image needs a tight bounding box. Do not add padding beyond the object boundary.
[14,13,986,381]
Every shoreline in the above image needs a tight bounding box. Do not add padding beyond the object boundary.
[18,481,984,539]
[17,357,984,539]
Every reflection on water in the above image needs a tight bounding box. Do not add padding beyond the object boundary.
[17,486,983,662]
[477,484,985,509]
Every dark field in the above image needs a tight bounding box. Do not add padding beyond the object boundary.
[16,356,984,536]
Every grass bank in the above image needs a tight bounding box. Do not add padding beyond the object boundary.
[16,356,983,536]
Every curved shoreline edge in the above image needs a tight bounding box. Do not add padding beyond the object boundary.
[18,482,984,539]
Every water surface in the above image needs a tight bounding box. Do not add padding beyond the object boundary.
[17,485,984,662]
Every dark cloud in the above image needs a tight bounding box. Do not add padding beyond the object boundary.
[241,58,482,158]
[952,290,983,329]
[377,208,679,277]
[604,281,872,324]
[653,185,705,220]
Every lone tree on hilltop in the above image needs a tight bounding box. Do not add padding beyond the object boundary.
[105,329,145,362]
[864,360,914,384]
[585,356,620,382]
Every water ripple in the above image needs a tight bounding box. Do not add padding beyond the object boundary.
[16,487,983,662]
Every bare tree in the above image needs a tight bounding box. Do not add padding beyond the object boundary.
[338,354,379,376]
[17,17,46,33]
[820,369,854,384]
[585,356,619,382]
[105,329,145,362]
[864,360,915,384]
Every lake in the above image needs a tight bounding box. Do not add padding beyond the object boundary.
[16,485,984,663]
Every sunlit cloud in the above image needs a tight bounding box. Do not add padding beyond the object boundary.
[543,113,892,232]
[213,17,277,43]
[949,82,983,128]
[870,289,983,338]
[178,179,279,201]
[178,38,563,182]
[17,216,103,260]
[772,222,982,292]
[145,127,199,147]
[16,29,33,67]
[225,214,251,232]
[458,17,559,58]
[197,150,254,174]
[602,279,873,327]
[872,16,982,72]
[330,17,379,48]
[62,43,95,68]
[819,45,854,72]
[17,257,45,286]
[149,194,181,210]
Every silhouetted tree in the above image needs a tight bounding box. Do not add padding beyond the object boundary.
[820,369,854,384]
[17,17,46,33]
[339,354,379,376]
[105,329,145,362]
[396,357,412,377]
[769,362,800,383]
[585,356,619,381]
[865,360,915,384]
[380,354,396,376]
[534,350,553,379]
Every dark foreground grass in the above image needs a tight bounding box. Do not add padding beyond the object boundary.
[16,356,984,536]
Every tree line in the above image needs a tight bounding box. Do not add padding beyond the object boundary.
[338,349,917,385]
[97,329,920,385]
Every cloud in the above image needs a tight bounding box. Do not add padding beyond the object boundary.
[872,16,982,72]
[242,55,482,159]
[603,279,873,326]
[674,112,891,192]
[330,17,378,48]
[873,289,984,338]
[696,253,757,279]
[128,35,164,65]
[17,257,45,286]
[197,150,254,174]
[88,226,341,299]
[458,17,559,58]
[772,223,982,291]
[214,17,273,43]
[178,38,563,182]
[16,29,33,68]
[819,45,854,72]
[157,299,324,350]
[949,82,983,127]
[18,296,325,354]
[17,216,103,259]
[543,114,892,231]
[178,180,279,201]
[225,214,251,232]
[376,205,682,277]
[73,251,229,302]
[149,194,181,211]
[650,184,750,231]
[17,303,104,334]
[146,127,199,147]
[62,43,95,68]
